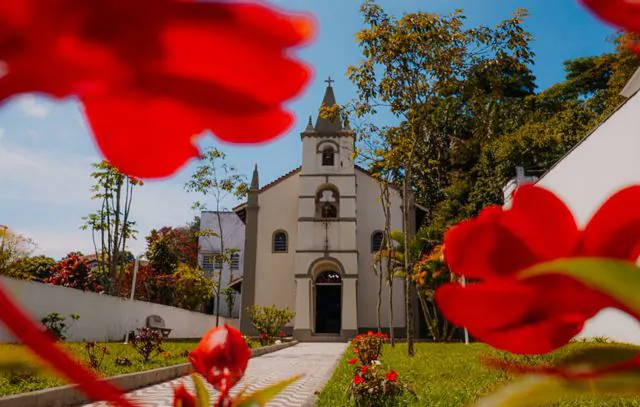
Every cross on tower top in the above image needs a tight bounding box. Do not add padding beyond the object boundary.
[325,76,334,87]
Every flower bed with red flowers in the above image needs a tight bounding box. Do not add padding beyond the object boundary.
[345,332,413,407]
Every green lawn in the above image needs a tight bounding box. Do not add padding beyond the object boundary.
[317,342,640,407]
[0,341,195,396]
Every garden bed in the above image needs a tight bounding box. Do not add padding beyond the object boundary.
[0,341,196,397]
[317,342,640,407]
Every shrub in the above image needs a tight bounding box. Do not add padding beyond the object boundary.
[85,342,109,369]
[130,327,164,362]
[246,305,295,346]
[348,364,412,407]
[47,254,102,292]
[41,312,80,340]
[351,331,387,365]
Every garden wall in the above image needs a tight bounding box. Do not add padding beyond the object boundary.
[0,276,239,343]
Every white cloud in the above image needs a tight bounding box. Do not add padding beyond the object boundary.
[0,127,4,140]
[0,142,205,258]
[18,95,51,118]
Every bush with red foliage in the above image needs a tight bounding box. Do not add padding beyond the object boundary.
[47,253,102,292]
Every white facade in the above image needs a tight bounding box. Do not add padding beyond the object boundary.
[239,83,410,340]
[535,76,640,344]
[199,212,245,318]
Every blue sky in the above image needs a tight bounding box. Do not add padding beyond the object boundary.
[0,0,616,259]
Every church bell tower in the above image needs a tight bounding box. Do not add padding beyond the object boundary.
[292,78,359,341]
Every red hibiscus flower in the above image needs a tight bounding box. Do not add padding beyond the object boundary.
[0,0,314,178]
[189,324,251,393]
[361,365,368,375]
[347,358,357,365]
[353,375,364,385]
[173,384,196,407]
[436,185,640,354]
[385,370,398,382]
[580,0,640,33]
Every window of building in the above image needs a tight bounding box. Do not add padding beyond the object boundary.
[321,147,335,166]
[273,231,288,253]
[230,252,240,270]
[316,187,339,219]
[371,231,384,252]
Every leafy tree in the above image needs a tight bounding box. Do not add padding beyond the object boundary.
[172,263,215,311]
[184,147,247,326]
[12,255,56,280]
[348,1,535,355]
[47,253,102,292]
[81,161,143,295]
[147,233,179,275]
[0,228,36,279]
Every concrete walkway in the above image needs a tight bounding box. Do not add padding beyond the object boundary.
[83,343,348,407]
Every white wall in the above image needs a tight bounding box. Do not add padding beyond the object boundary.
[536,90,640,344]
[355,170,406,329]
[254,173,299,313]
[0,276,238,343]
[199,212,245,318]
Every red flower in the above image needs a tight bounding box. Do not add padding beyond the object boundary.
[385,370,398,382]
[580,0,640,33]
[347,358,357,365]
[0,1,314,179]
[436,185,640,354]
[361,365,368,375]
[353,375,364,385]
[189,324,251,391]
[173,384,196,407]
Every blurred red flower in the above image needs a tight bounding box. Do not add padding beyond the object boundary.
[580,0,640,33]
[173,384,196,407]
[353,375,364,385]
[436,185,640,354]
[189,324,251,398]
[347,358,357,365]
[385,370,398,382]
[0,0,314,178]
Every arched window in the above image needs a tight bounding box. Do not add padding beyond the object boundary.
[321,147,335,166]
[316,186,339,219]
[371,231,384,252]
[273,231,288,253]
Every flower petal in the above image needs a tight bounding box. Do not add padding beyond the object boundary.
[580,0,640,33]
[444,186,578,280]
[582,186,640,261]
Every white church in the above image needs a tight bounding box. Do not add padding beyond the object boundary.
[201,81,426,341]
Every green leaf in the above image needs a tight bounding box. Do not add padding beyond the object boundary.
[233,375,302,407]
[473,346,640,407]
[520,258,640,316]
[191,374,210,407]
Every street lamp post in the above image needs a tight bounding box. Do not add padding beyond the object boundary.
[124,254,143,344]
[462,275,470,345]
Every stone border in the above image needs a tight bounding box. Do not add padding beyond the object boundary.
[0,341,298,407]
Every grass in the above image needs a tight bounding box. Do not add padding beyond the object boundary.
[317,342,640,407]
[0,341,195,397]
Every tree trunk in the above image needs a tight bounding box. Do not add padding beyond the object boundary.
[403,167,415,356]
[381,181,394,346]
[215,207,225,327]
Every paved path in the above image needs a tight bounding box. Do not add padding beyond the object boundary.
[83,343,347,407]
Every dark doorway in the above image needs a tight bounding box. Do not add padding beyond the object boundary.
[315,271,342,334]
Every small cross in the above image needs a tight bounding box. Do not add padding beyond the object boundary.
[325,76,334,87]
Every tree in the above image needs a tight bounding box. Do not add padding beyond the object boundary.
[348,1,535,355]
[147,233,179,275]
[47,253,102,292]
[0,228,36,279]
[12,255,56,281]
[82,161,143,295]
[184,147,247,326]
[172,263,215,311]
